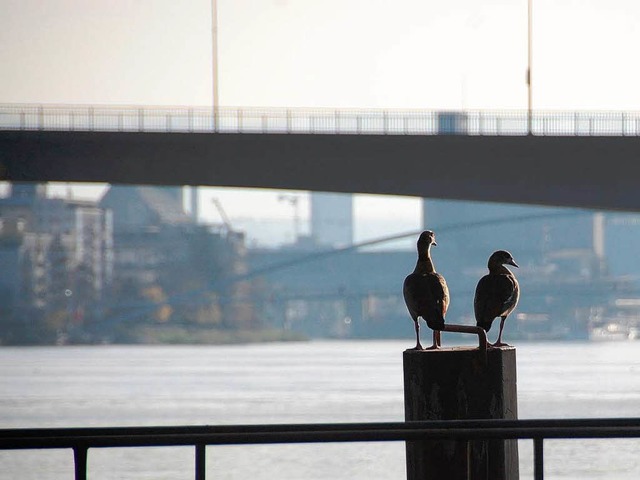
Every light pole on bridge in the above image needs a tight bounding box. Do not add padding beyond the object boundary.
[527,0,533,135]
[211,0,219,132]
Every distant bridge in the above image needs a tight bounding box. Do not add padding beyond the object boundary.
[2,103,640,212]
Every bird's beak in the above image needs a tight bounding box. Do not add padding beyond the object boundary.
[432,241,438,247]
[508,258,519,268]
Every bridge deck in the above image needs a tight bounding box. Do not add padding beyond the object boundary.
[1,129,639,212]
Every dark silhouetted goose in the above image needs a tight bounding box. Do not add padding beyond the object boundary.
[403,230,450,350]
[474,250,520,347]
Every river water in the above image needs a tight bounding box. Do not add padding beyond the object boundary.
[1,340,639,479]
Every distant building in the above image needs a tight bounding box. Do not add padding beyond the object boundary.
[100,185,255,332]
[310,192,353,248]
[0,182,113,343]
[100,185,193,285]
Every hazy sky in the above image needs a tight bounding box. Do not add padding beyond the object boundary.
[2,0,637,244]
[4,0,640,109]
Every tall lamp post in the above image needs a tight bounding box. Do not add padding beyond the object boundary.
[212,0,219,132]
[527,0,533,135]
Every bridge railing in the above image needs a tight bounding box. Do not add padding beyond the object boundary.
[2,104,640,136]
[2,418,640,480]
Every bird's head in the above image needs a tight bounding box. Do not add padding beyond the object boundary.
[489,250,519,268]
[417,230,437,251]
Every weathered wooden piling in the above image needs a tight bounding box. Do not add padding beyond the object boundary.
[404,346,519,480]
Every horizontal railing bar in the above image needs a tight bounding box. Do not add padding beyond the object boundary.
[3,104,640,136]
[2,419,640,450]
[5,418,640,438]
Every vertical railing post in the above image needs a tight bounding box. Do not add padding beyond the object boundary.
[73,446,88,480]
[89,107,95,131]
[533,437,544,480]
[38,105,44,130]
[195,444,206,480]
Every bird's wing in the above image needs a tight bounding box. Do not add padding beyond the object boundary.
[403,274,420,321]
[433,272,450,316]
[474,274,518,329]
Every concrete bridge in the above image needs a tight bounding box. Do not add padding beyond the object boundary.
[1,104,640,211]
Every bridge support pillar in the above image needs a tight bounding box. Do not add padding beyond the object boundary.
[403,346,519,480]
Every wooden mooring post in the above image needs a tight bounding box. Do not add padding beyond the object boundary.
[404,346,519,480]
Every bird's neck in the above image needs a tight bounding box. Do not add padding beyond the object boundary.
[415,247,435,274]
[489,264,512,275]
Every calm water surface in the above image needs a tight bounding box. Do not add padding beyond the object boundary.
[1,340,639,479]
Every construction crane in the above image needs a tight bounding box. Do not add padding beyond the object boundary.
[211,197,234,233]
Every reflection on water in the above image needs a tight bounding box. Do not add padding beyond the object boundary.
[0,340,639,480]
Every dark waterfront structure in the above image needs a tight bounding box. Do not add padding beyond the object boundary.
[404,347,519,479]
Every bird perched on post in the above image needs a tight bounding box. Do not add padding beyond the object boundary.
[474,250,520,348]
[403,230,450,350]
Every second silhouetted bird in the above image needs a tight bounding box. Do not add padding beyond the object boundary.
[474,250,520,347]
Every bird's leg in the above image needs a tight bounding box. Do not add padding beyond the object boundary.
[436,330,442,347]
[411,320,424,350]
[424,330,440,350]
[490,316,511,347]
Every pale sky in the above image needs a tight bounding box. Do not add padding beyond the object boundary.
[4,0,640,109]
[2,0,636,245]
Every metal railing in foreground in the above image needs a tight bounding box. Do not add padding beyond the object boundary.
[3,104,640,136]
[1,418,640,480]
